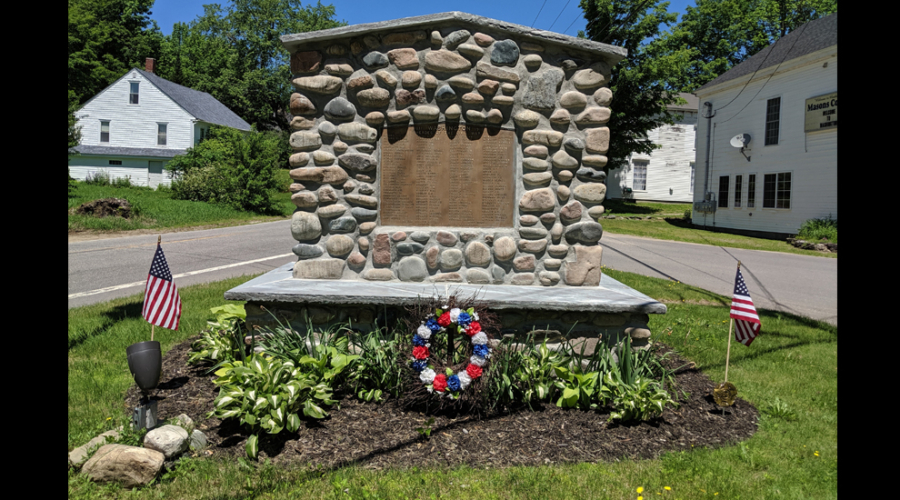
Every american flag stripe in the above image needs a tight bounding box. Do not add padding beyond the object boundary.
[143,243,182,331]
[730,267,760,346]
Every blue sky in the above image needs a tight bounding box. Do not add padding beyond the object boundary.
[151,0,696,38]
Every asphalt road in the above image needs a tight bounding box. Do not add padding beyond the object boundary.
[68,222,837,325]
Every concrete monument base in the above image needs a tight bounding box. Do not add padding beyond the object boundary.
[225,263,665,350]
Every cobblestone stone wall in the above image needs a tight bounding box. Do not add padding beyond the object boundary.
[286,22,616,287]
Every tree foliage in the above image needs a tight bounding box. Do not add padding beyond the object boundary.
[660,0,838,92]
[67,0,163,106]
[578,0,692,171]
[157,0,345,130]
[166,126,284,213]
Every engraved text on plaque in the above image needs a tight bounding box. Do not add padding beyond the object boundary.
[380,124,515,227]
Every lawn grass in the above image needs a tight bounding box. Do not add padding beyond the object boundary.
[68,270,837,499]
[67,173,294,233]
[599,200,836,258]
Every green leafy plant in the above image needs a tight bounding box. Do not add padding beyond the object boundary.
[209,354,346,459]
[415,417,435,440]
[188,304,248,366]
[798,215,837,242]
[762,397,798,422]
[554,366,602,410]
[346,328,404,402]
[603,374,676,423]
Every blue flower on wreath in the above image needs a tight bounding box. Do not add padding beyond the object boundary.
[473,344,491,358]
[457,312,472,327]
[447,374,461,392]
[426,317,442,332]
[411,360,428,372]
[412,335,427,347]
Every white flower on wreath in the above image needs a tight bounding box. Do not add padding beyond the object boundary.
[471,332,488,345]
[470,355,487,367]
[449,308,461,323]
[458,371,472,390]
[442,305,449,310]
[417,325,431,340]
[473,312,479,321]
[419,368,436,384]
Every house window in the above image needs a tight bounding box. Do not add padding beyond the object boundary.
[130,82,139,104]
[158,124,167,146]
[109,160,122,165]
[734,175,742,208]
[747,174,756,208]
[765,97,781,145]
[718,176,729,208]
[690,162,695,194]
[763,172,792,209]
[633,160,648,191]
[100,121,110,143]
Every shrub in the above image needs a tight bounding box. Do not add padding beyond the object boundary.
[167,126,282,214]
[798,215,837,242]
[68,168,77,196]
[84,170,111,185]
[684,208,692,219]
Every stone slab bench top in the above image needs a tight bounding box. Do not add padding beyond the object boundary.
[225,263,666,314]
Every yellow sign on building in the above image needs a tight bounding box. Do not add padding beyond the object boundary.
[805,92,837,132]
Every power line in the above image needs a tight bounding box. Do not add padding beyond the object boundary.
[564,12,582,35]
[531,0,549,28]
[718,17,811,124]
[547,0,572,31]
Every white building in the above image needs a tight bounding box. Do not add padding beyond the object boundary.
[691,13,837,238]
[607,93,698,203]
[69,59,251,188]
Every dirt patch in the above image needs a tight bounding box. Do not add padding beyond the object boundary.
[75,198,133,218]
[125,338,757,469]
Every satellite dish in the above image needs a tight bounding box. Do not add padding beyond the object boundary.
[730,133,751,148]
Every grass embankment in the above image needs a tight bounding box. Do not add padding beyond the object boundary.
[68,270,837,499]
[67,170,294,233]
[601,200,836,258]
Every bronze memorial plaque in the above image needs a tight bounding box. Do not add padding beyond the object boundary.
[380,124,515,227]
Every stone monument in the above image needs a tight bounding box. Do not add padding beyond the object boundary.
[226,12,665,349]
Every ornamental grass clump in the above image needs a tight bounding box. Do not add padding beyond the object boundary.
[346,327,405,402]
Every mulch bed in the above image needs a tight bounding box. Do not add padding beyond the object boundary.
[125,338,757,470]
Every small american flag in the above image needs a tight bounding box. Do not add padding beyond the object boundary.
[730,267,760,346]
[142,242,181,330]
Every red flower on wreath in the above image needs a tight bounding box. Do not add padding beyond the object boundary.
[464,321,481,336]
[432,374,447,392]
[437,312,452,327]
[412,346,430,360]
[466,364,483,379]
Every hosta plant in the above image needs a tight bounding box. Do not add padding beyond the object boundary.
[208,353,354,459]
[188,304,248,365]
[554,366,602,410]
[601,374,677,423]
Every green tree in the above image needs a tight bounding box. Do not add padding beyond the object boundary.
[158,0,345,130]
[167,126,283,213]
[661,0,838,92]
[578,0,693,171]
[68,0,164,105]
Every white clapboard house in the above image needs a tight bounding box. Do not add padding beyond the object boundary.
[606,93,699,203]
[691,13,837,238]
[69,58,251,188]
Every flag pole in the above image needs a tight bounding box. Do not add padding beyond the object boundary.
[150,235,161,342]
[724,261,740,384]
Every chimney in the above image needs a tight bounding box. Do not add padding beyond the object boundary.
[145,58,156,74]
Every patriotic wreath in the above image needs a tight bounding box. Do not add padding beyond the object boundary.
[409,306,491,399]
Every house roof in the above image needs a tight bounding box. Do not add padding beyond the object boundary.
[281,11,627,65]
[696,13,837,93]
[668,93,699,111]
[74,145,187,158]
[136,69,252,131]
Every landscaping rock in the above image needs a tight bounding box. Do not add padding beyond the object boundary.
[69,430,120,466]
[81,444,164,488]
[143,424,189,460]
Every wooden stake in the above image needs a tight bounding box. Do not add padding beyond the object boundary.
[151,324,155,342]
[724,261,741,384]
[150,235,161,342]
